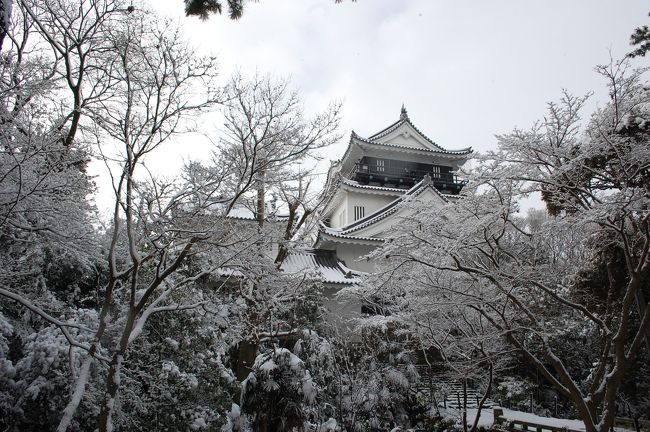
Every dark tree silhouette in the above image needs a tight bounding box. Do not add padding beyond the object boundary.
[184,0,355,20]
[0,0,10,51]
[629,12,650,58]
[184,0,243,20]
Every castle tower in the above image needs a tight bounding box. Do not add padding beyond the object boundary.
[315,108,472,272]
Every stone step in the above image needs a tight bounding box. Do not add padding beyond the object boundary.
[397,365,496,409]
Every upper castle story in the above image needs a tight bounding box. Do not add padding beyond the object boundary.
[320,107,472,230]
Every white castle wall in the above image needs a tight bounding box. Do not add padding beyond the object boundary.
[335,243,377,273]
[345,191,395,225]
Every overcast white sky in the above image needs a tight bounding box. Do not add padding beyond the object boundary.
[94,0,649,213]
[151,0,648,149]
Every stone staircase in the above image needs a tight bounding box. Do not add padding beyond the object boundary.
[409,365,495,409]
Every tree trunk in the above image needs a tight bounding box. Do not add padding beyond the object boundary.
[98,353,124,432]
[634,287,650,355]
[236,339,258,382]
[98,309,138,432]
[256,167,266,228]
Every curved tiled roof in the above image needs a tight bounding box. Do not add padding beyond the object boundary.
[353,131,472,156]
[281,249,362,284]
[340,178,407,194]
[319,109,471,224]
[318,224,385,243]
[367,117,407,141]
[227,206,292,222]
[366,109,472,155]
[341,205,399,234]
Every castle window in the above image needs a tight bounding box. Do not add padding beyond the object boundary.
[354,205,365,221]
[376,159,385,172]
[432,165,441,178]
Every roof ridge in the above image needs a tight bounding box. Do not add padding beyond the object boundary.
[362,113,473,154]
[318,229,385,243]
[404,118,445,152]
[367,117,407,141]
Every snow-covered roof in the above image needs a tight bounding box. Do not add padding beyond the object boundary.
[281,249,363,285]
[316,176,449,248]
[338,177,461,203]
[319,107,471,228]
[318,224,386,244]
[366,106,471,155]
[356,106,471,156]
[340,178,408,194]
[226,206,292,222]
[215,267,245,278]
[342,176,447,235]
[320,108,472,209]
[352,131,472,156]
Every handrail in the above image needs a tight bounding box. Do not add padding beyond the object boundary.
[353,163,464,184]
[493,409,582,432]
[352,163,467,195]
[493,408,650,432]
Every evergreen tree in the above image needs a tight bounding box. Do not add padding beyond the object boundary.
[183,0,355,20]
[184,0,243,20]
[629,13,650,58]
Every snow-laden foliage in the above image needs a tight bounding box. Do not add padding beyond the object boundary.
[1,3,340,430]
[0,309,102,430]
[310,327,434,431]
[107,292,240,431]
[240,347,316,431]
[495,376,536,412]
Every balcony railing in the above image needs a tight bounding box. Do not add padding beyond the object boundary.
[352,163,466,194]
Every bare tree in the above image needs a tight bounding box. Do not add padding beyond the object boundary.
[0,0,121,241]
[0,1,340,430]
[1,2,233,428]
[71,11,229,431]
[376,61,650,432]
[217,73,341,227]
[17,0,129,148]
[177,77,342,387]
[273,172,327,263]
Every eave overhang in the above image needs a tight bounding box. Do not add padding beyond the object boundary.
[315,225,385,248]
[340,179,407,196]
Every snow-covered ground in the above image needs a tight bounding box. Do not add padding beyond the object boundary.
[442,407,635,432]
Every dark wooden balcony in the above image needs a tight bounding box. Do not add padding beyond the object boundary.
[352,162,466,194]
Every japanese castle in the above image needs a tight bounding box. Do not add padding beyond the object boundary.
[282,107,472,310]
